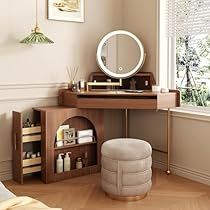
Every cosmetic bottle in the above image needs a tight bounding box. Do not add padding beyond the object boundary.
[64,152,71,172]
[56,153,64,173]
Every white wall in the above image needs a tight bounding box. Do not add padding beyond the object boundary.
[0,0,123,180]
[129,110,210,185]
[0,0,123,84]
[123,0,158,76]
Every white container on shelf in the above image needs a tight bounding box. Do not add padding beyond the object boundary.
[64,152,72,172]
[76,157,83,169]
[56,153,64,173]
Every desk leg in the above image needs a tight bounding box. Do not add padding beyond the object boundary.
[166,108,171,175]
[125,109,129,138]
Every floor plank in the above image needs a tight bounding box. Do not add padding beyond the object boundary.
[3,169,210,210]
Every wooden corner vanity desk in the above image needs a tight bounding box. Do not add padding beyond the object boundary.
[12,30,180,184]
[59,72,180,175]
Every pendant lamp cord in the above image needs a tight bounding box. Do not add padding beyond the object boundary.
[36,0,38,28]
[34,0,40,32]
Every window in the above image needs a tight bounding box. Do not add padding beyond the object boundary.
[176,34,210,107]
[159,0,210,108]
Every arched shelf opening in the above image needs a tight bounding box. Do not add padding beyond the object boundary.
[54,116,98,173]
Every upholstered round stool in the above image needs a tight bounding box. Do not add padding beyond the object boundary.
[101,138,152,201]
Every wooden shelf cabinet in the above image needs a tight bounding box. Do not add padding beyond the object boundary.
[12,111,42,184]
[33,107,104,184]
[13,107,104,184]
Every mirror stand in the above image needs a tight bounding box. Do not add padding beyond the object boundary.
[86,79,122,91]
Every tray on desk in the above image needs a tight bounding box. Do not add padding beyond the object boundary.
[88,72,156,91]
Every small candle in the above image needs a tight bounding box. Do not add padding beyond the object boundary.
[31,154,36,159]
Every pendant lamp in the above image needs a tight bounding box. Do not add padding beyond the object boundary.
[20,0,54,44]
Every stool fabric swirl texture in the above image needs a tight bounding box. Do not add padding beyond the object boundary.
[101,138,152,201]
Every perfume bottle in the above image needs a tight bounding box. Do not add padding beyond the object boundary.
[79,79,86,92]
[83,152,88,167]
[71,81,77,92]
[76,157,83,169]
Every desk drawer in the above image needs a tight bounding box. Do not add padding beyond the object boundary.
[76,98,157,109]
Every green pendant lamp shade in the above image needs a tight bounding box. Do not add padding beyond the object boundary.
[20,0,54,44]
[20,27,54,44]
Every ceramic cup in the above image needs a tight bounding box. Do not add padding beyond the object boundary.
[152,85,161,92]
[161,88,169,93]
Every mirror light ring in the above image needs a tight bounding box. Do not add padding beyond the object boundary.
[97,30,145,79]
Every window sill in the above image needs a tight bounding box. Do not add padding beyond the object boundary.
[169,106,210,122]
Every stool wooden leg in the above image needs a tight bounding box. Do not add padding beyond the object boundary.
[166,108,171,175]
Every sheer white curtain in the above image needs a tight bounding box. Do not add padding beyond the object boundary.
[167,0,210,37]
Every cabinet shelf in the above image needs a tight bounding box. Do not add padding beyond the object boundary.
[22,134,41,143]
[22,157,41,167]
[22,126,41,135]
[54,141,97,151]
[23,165,41,175]
[54,165,99,181]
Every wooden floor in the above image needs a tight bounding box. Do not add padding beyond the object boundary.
[4,169,210,210]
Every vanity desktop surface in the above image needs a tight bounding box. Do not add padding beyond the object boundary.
[58,89,180,110]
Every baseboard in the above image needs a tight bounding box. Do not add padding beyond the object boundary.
[153,159,210,186]
[0,160,12,181]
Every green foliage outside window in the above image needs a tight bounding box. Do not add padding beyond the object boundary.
[176,35,210,107]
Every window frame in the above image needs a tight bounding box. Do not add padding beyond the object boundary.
[157,0,210,114]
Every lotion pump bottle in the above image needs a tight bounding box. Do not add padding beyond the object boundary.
[64,152,72,172]
[56,153,64,173]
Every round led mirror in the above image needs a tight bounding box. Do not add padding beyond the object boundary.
[97,30,145,79]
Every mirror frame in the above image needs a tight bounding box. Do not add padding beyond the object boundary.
[97,30,145,79]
